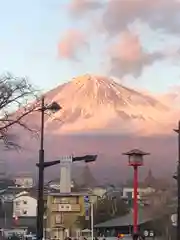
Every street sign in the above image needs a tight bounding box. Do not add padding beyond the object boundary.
[144,230,148,237]
[84,196,89,202]
[84,196,90,220]
[149,231,154,237]
[143,230,154,238]
[171,213,177,226]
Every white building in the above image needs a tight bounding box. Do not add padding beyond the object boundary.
[13,191,37,217]
[14,176,34,188]
[122,186,155,200]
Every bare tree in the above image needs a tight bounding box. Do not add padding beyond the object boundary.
[0,73,39,148]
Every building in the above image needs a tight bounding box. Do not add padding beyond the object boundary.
[121,170,166,203]
[47,178,74,191]
[122,186,155,201]
[141,188,174,208]
[13,191,37,217]
[13,174,34,188]
[91,186,107,198]
[46,192,87,239]
[94,207,170,238]
[0,159,6,179]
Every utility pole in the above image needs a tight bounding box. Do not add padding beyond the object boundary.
[174,121,180,240]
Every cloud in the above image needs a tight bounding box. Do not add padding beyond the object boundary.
[58,29,87,59]
[102,0,180,35]
[65,0,180,77]
[109,31,164,77]
[69,0,102,17]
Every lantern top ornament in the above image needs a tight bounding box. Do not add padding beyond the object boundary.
[122,149,150,167]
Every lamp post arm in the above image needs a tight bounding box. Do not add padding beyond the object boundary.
[36,160,61,168]
[73,155,97,163]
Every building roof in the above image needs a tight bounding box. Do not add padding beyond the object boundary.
[1,186,51,199]
[49,192,89,197]
[0,179,15,190]
[12,172,33,178]
[94,207,164,228]
[13,191,37,200]
[122,149,149,156]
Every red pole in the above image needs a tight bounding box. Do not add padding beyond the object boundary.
[133,166,138,234]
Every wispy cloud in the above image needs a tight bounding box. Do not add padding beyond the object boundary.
[68,0,102,18]
[102,0,180,35]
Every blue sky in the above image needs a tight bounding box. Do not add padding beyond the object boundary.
[1,0,180,94]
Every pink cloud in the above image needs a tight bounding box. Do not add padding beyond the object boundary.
[112,31,143,62]
[58,29,87,59]
[109,30,164,77]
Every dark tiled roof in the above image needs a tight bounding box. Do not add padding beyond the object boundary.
[1,187,51,199]
[94,207,169,228]
[122,149,149,156]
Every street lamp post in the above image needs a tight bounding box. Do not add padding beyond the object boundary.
[83,195,96,240]
[123,149,149,236]
[37,96,61,240]
[174,121,180,240]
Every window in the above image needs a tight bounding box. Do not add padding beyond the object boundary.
[15,201,20,206]
[55,214,63,224]
[23,200,27,204]
[23,210,27,214]
[53,198,69,204]
[126,191,132,199]
[60,198,68,204]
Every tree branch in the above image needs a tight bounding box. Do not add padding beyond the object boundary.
[0,73,40,148]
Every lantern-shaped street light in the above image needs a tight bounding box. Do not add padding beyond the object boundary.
[123,149,149,236]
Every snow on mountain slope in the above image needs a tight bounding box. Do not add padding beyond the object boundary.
[41,74,172,135]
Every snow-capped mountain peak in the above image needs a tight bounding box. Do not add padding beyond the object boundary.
[43,75,171,135]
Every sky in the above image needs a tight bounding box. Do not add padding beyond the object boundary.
[1,0,180,94]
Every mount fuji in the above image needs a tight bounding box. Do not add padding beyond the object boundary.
[39,74,174,136]
[2,75,179,181]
